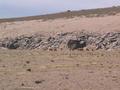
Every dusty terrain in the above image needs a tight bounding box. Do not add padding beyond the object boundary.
[0,14,120,39]
[0,50,120,90]
[0,7,120,90]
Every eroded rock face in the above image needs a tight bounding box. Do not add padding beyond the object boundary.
[0,31,120,50]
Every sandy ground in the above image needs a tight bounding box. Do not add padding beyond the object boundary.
[0,11,120,90]
[0,14,120,39]
[0,50,120,90]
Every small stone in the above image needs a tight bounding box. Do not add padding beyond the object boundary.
[26,61,30,64]
[76,64,79,67]
[51,60,55,62]
[21,83,25,86]
[26,68,31,72]
[2,65,6,68]
[35,80,45,84]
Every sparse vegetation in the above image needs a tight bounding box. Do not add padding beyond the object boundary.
[0,6,120,23]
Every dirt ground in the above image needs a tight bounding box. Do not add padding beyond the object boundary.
[0,13,120,39]
[0,50,120,90]
[0,7,120,90]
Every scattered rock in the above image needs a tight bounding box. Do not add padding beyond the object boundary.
[26,61,30,64]
[35,80,45,84]
[0,31,120,50]
[21,83,25,86]
[2,65,6,68]
[65,76,69,80]
[50,60,55,62]
[76,64,80,67]
[26,68,31,72]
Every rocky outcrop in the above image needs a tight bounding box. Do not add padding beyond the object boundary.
[0,32,120,50]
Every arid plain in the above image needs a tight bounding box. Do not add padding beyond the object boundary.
[0,7,120,90]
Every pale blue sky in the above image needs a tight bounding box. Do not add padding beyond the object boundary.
[0,0,120,18]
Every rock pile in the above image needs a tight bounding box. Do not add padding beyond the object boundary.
[0,32,120,50]
[95,32,120,50]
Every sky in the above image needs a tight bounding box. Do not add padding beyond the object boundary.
[0,0,120,18]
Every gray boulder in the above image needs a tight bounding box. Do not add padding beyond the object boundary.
[67,39,86,50]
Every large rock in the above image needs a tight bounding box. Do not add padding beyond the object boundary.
[0,38,19,49]
[67,39,86,50]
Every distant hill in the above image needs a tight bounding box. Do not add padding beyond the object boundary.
[0,6,120,23]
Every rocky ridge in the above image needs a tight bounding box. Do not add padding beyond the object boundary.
[0,31,120,50]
